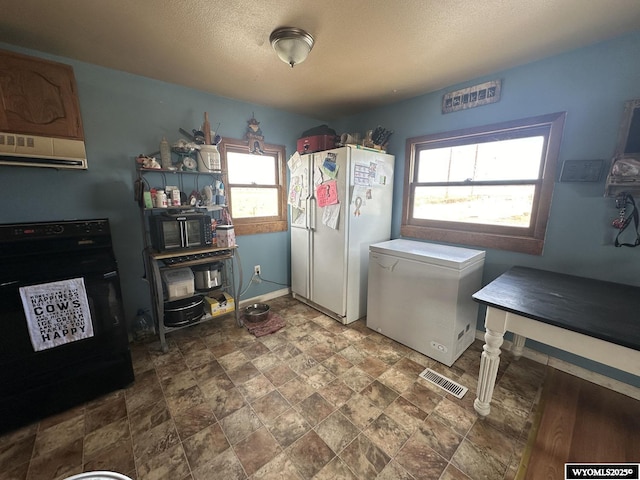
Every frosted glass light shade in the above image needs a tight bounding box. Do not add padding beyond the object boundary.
[269,27,314,67]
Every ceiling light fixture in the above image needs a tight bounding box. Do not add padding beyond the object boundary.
[269,27,314,68]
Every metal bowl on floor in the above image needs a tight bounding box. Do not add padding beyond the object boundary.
[244,303,270,322]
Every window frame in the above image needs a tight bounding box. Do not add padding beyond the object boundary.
[218,137,288,236]
[401,112,566,255]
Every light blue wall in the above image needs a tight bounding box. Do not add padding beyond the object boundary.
[0,42,324,328]
[1,31,639,386]
[338,31,640,387]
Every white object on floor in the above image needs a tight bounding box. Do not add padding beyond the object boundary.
[64,472,133,480]
[367,239,485,366]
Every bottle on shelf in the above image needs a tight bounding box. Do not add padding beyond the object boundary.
[132,309,155,342]
[160,136,172,169]
[155,189,168,208]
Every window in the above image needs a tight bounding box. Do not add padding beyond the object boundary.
[218,138,287,235]
[401,112,566,255]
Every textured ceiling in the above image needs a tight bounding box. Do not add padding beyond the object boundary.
[1,0,640,120]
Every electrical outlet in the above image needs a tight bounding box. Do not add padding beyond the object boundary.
[254,265,261,276]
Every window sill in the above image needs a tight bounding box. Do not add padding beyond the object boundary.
[233,220,288,236]
[400,225,544,255]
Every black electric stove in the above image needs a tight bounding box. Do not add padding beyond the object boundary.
[0,219,134,433]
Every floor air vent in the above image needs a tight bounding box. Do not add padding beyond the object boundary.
[419,368,468,399]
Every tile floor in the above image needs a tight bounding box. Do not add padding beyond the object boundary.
[0,295,547,480]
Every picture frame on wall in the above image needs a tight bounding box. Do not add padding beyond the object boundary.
[442,80,502,114]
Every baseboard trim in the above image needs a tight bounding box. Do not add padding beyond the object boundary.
[474,330,640,401]
[239,288,290,308]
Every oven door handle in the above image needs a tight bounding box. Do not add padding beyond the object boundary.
[180,220,187,248]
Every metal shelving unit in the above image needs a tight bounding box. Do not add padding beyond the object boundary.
[136,167,240,353]
[147,246,241,353]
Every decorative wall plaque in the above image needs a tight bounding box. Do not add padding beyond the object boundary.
[245,114,265,154]
[442,79,502,114]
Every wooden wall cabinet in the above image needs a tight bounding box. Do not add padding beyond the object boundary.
[0,48,84,141]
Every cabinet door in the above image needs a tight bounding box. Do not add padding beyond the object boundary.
[0,49,84,140]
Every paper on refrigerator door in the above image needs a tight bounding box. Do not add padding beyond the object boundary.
[354,159,389,187]
[373,158,391,185]
[321,153,339,179]
[316,180,339,207]
[288,158,309,232]
[289,171,309,226]
[288,151,308,210]
[322,203,340,229]
[353,161,372,186]
[288,173,307,208]
[291,206,306,226]
[351,185,370,216]
[287,151,302,171]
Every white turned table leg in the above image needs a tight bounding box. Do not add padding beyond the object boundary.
[511,333,526,359]
[474,328,504,417]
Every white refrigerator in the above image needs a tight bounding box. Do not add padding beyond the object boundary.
[289,146,394,324]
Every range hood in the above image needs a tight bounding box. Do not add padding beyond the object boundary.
[0,131,87,169]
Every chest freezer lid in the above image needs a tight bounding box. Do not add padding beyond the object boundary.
[369,239,485,269]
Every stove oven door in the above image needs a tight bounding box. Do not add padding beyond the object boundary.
[0,248,134,433]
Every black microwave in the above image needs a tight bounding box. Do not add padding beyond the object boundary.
[149,213,213,252]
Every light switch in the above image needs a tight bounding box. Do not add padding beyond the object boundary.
[560,159,604,182]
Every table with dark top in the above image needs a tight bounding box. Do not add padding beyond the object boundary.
[471,266,640,416]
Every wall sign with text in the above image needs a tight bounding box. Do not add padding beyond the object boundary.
[442,80,502,114]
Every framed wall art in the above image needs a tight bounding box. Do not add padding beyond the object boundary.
[442,79,502,114]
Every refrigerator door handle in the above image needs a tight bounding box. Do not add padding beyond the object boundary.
[309,197,316,231]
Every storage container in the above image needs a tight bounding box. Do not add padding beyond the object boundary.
[204,291,235,317]
[297,134,336,154]
[216,225,236,247]
[161,267,194,300]
[192,262,222,290]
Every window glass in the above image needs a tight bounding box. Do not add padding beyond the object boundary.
[227,151,276,184]
[417,136,544,182]
[218,139,287,235]
[413,185,536,227]
[401,112,566,255]
[229,187,279,218]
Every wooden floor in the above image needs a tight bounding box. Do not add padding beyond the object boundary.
[523,368,640,479]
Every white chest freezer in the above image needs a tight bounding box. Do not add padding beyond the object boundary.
[366,239,485,366]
